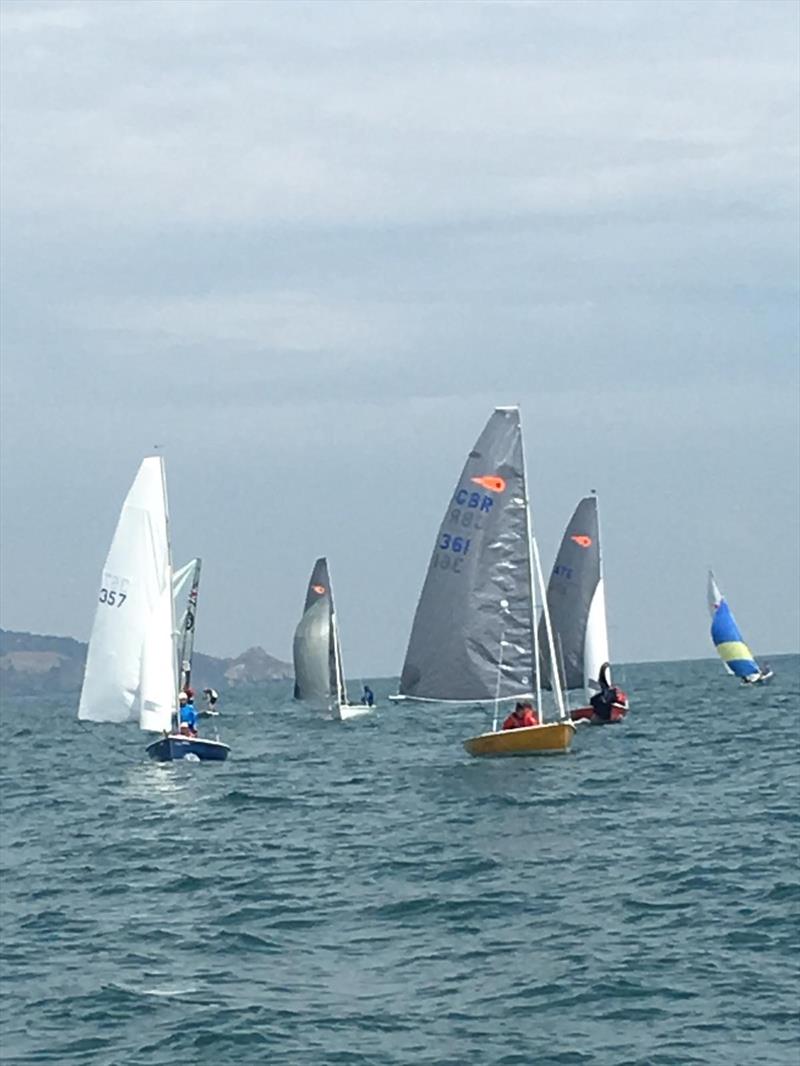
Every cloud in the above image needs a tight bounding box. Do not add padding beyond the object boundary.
[2,1,797,229]
[1,0,798,667]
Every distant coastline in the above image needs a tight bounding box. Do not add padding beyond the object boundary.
[0,629,293,697]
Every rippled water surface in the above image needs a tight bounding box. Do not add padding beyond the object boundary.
[2,656,799,1065]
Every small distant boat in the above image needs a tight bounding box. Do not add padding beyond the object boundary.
[708,570,773,685]
[78,457,230,762]
[293,557,372,720]
[541,494,629,725]
[394,405,574,756]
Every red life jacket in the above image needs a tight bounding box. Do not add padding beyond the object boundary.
[502,709,539,729]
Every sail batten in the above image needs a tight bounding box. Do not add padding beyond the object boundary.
[398,407,535,703]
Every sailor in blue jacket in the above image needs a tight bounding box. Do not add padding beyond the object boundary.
[178,691,198,735]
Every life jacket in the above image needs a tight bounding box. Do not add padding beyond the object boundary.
[502,709,539,729]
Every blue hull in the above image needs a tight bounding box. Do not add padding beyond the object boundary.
[145,735,230,762]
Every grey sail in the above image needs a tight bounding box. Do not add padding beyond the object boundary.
[173,557,201,690]
[398,407,535,702]
[293,557,337,708]
[539,495,605,692]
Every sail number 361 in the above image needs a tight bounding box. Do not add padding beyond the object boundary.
[99,588,127,607]
[438,534,471,554]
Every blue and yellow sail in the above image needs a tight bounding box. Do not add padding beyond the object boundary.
[707,570,760,680]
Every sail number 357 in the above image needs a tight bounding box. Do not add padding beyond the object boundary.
[99,588,127,607]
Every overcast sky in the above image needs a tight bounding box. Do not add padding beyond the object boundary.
[1,0,798,675]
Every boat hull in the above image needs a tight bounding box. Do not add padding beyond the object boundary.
[337,702,374,720]
[743,670,774,686]
[145,735,230,762]
[570,702,628,725]
[463,721,576,757]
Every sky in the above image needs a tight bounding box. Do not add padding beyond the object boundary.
[1,0,798,675]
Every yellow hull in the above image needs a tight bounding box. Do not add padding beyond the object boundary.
[463,721,576,758]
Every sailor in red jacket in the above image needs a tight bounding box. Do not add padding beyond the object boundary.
[502,701,539,730]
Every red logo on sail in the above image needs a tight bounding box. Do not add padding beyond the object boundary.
[312,584,326,594]
[470,475,506,493]
[571,535,592,548]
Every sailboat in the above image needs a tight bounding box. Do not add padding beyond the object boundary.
[394,405,575,756]
[293,557,372,721]
[540,494,629,724]
[707,570,773,684]
[78,458,230,762]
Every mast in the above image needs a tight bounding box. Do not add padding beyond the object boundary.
[517,406,543,717]
[532,536,567,720]
[591,487,604,701]
[159,455,180,730]
[517,406,566,721]
[331,609,345,708]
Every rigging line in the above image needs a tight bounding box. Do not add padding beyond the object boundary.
[76,719,145,765]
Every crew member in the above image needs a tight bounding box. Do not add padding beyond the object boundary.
[502,701,539,730]
[178,691,198,736]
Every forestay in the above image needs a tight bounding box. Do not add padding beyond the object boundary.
[399,407,535,703]
[293,557,339,709]
[78,457,177,732]
[540,495,609,698]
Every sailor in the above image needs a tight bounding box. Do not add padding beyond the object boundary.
[203,687,220,713]
[589,686,615,722]
[178,691,198,736]
[502,701,539,730]
[590,663,628,721]
[362,685,375,707]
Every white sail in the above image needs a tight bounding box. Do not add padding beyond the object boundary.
[707,569,723,619]
[78,457,177,732]
[331,610,348,707]
[583,578,610,698]
[139,579,177,732]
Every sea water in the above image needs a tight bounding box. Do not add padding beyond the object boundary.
[1,656,798,1065]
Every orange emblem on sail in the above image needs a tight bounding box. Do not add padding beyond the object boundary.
[471,475,506,493]
[312,584,326,594]
[571,535,592,548]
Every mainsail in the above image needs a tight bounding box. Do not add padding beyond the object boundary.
[707,570,761,680]
[398,407,536,703]
[78,457,177,732]
[293,557,348,709]
[173,557,201,689]
[540,495,609,698]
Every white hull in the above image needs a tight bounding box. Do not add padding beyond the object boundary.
[336,702,374,720]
